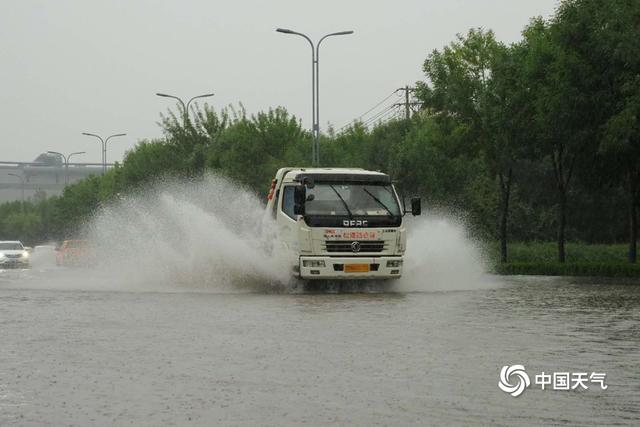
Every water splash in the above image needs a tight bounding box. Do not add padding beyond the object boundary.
[12,175,494,293]
[84,175,290,292]
[396,215,494,292]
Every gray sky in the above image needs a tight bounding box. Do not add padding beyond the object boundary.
[2,0,558,163]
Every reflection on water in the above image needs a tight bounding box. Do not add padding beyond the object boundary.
[0,273,638,426]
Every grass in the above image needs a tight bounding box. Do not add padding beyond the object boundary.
[494,261,640,277]
[489,242,640,277]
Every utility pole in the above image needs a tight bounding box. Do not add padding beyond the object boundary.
[404,85,410,120]
[395,86,422,120]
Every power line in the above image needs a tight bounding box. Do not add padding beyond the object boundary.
[361,104,399,128]
[378,107,402,126]
[357,89,400,120]
[361,104,395,127]
[339,85,424,132]
[339,99,398,131]
[339,90,402,131]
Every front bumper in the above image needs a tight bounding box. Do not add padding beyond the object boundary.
[0,259,29,268]
[298,256,403,280]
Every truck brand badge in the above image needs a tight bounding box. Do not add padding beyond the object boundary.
[343,219,368,227]
[351,241,361,253]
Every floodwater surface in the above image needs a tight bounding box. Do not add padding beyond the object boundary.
[1,268,638,426]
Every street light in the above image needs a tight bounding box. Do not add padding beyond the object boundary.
[8,173,25,212]
[82,133,126,175]
[276,27,354,166]
[47,151,85,185]
[156,92,215,127]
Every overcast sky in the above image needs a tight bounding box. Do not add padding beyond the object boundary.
[2,0,558,163]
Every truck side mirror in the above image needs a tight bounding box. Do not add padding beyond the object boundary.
[293,185,305,215]
[410,197,421,216]
[302,177,315,189]
[293,178,316,215]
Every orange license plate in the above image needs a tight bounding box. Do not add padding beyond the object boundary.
[344,264,370,273]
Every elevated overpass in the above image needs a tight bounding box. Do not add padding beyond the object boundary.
[0,160,112,203]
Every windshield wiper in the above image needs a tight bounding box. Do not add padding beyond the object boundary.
[362,187,396,218]
[329,184,353,218]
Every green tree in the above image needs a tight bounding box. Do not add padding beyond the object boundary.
[525,0,640,262]
[521,17,593,262]
[602,91,640,262]
[327,122,371,167]
[160,103,228,175]
[205,106,310,191]
[119,139,183,186]
[52,175,102,236]
[574,0,640,262]
[417,28,529,261]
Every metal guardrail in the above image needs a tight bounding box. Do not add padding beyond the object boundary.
[0,161,113,167]
[0,183,64,190]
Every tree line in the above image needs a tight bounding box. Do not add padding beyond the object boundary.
[1,0,637,263]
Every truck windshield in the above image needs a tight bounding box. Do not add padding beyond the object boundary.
[305,184,401,217]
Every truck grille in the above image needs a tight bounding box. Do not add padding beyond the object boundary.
[324,241,385,253]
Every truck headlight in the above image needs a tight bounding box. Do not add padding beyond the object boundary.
[397,229,406,252]
[302,260,325,268]
[0,252,5,259]
[386,260,403,268]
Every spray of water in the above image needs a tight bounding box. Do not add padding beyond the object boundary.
[397,215,494,292]
[11,174,495,293]
[84,175,290,292]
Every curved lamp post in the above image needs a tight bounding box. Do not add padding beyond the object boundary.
[47,151,85,184]
[82,133,126,175]
[156,92,215,127]
[276,28,353,166]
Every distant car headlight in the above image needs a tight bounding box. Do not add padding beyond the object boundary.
[0,252,5,259]
[21,251,29,258]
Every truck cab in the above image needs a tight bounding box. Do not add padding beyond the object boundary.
[264,167,420,280]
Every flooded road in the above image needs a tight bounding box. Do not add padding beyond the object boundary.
[1,270,639,426]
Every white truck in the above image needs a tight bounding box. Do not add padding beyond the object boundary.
[264,168,421,280]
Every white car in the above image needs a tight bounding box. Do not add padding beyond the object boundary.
[0,241,30,268]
